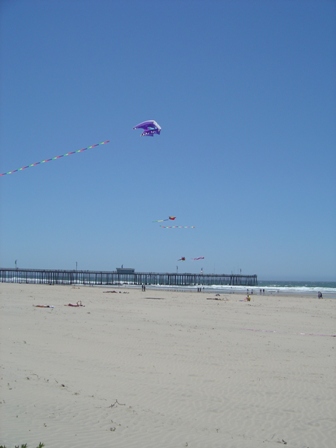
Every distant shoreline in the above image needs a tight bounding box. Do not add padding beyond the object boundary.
[4,280,336,299]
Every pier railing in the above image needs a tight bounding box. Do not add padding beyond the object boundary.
[0,268,257,287]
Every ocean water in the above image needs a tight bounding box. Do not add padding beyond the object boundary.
[150,280,336,298]
[257,280,336,296]
[202,280,336,298]
[258,280,336,290]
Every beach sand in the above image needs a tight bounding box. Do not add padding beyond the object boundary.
[1,283,335,448]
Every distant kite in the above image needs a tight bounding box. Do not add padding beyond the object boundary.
[192,257,205,261]
[0,141,110,177]
[133,120,161,137]
[153,216,176,223]
[178,257,186,261]
[160,225,195,229]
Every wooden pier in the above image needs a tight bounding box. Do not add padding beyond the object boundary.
[0,268,258,287]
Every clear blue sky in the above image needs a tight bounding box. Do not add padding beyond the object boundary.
[1,0,335,281]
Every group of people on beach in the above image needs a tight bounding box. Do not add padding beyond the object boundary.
[32,289,326,311]
[34,301,85,308]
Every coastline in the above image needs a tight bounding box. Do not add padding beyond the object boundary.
[100,283,336,300]
[1,283,335,448]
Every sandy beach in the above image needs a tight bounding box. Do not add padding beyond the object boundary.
[1,283,335,448]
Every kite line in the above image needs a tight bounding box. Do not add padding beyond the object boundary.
[0,140,110,177]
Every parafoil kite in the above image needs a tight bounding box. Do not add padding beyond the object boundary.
[153,216,176,223]
[133,120,161,137]
[178,257,186,261]
[0,141,110,177]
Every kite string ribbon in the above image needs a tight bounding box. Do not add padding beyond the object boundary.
[160,225,195,229]
[0,140,110,176]
[153,217,176,223]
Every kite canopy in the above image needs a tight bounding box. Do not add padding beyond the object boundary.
[133,120,161,137]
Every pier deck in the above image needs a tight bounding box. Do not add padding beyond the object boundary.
[0,268,257,287]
